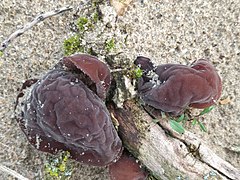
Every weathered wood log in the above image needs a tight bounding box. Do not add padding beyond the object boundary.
[108,100,240,180]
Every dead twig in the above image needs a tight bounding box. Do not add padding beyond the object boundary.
[0,6,73,52]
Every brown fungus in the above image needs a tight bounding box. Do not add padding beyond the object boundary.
[16,54,122,166]
[109,151,148,180]
[62,54,111,99]
[135,56,222,115]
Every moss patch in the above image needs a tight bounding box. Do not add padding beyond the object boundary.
[63,35,84,56]
[105,38,116,52]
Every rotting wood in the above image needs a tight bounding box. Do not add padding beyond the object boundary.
[108,100,240,180]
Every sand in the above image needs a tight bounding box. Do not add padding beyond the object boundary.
[0,0,239,179]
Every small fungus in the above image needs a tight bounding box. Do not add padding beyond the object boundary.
[16,54,122,166]
[135,56,222,115]
[109,151,148,180]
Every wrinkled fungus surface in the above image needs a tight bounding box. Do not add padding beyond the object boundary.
[17,54,122,166]
[135,56,222,115]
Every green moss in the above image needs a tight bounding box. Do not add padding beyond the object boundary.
[63,3,116,56]
[125,65,144,80]
[105,38,115,52]
[63,35,84,55]
[77,17,89,32]
[0,51,3,57]
[133,67,143,78]
[92,12,100,23]
[77,17,95,32]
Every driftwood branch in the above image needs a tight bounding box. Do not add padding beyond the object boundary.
[108,100,240,180]
[0,6,73,52]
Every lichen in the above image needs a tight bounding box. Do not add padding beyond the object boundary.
[44,151,72,180]
[112,73,137,108]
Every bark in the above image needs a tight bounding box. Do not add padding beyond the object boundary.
[108,100,240,180]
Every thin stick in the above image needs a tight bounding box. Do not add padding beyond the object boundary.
[0,6,73,52]
[0,164,29,180]
[110,68,128,73]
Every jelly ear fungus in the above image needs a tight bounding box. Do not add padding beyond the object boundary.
[134,56,222,115]
[15,54,123,166]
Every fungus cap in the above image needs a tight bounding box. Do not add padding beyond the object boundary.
[62,54,111,99]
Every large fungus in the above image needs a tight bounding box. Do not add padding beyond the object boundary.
[16,54,122,166]
[135,56,222,115]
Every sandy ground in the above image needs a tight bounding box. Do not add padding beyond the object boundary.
[0,0,239,179]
